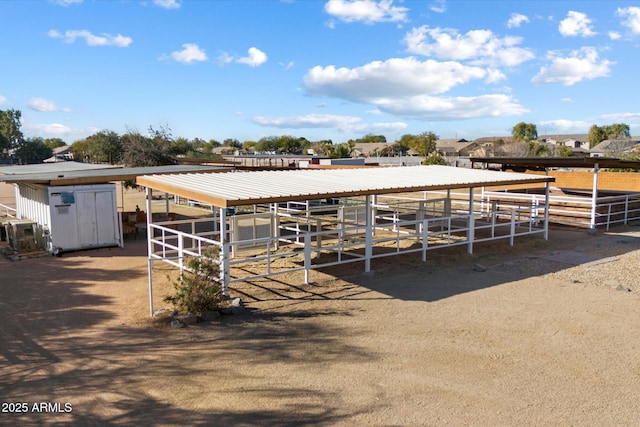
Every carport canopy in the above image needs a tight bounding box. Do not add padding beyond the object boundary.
[136,165,555,208]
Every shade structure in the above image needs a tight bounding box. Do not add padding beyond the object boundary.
[136,165,554,208]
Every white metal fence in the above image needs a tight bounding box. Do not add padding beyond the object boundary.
[483,190,640,230]
[147,205,545,297]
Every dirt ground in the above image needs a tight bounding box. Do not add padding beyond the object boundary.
[1,181,640,426]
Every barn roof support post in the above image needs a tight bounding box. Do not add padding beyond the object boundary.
[590,163,599,230]
[219,207,230,296]
[467,187,475,254]
[544,179,550,240]
[364,195,373,272]
[146,187,154,316]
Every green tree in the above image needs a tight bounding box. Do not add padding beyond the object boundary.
[43,138,66,150]
[404,131,438,158]
[588,123,631,148]
[121,129,174,167]
[330,143,352,158]
[222,138,242,148]
[171,137,192,156]
[14,137,53,164]
[588,124,607,149]
[87,130,122,164]
[0,109,24,159]
[422,153,447,165]
[348,133,387,144]
[512,122,538,143]
[604,123,631,140]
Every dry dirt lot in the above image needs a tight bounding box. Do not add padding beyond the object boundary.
[1,182,640,426]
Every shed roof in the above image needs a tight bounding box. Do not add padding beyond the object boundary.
[0,163,230,185]
[136,165,554,208]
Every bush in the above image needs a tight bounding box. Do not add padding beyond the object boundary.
[164,247,224,314]
[422,154,447,165]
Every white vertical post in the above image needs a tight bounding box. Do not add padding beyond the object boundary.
[304,233,311,285]
[590,163,599,230]
[219,207,229,296]
[364,195,373,272]
[146,187,154,316]
[510,210,515,246]
[544,181,550,240]
[468,187,474,254]
[273,203,279,251]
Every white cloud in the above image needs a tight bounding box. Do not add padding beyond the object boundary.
[375,94,528,120]
[169,43,208,64]
[218,47,267,67]
[324,0,409,24]
[430,0,446,14]
[253,113,362,129]
[507,13,529,28]
[598,112,640,122]
[28,97,71,113]
[49,0,83,6]
[608,31,622,40]
[154,0,180,9]
[251,113,407,134]
[531,47,614,86]
[305,57,487,101]
[538,119,591,134]
[404,26,534,67]
[304,57,526,120]
[24,123,74,137]
[559,11,596,37]
[48,29,132,47]
[617,6,640,35]
[237,47,268,67]
[0,95,7,105]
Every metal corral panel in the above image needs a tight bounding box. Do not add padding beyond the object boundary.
[137,165,554,208]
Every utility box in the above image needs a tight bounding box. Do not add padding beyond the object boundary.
[6,219,39,253]
[15,183,122,254]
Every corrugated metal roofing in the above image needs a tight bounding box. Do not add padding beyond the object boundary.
[137,165,554,208]
[0,164,231,185]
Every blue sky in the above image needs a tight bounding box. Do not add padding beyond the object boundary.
[2,0,640,144]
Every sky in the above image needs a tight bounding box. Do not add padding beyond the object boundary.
[2,0,640,145]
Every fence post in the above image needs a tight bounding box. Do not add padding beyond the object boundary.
[365,195,373,272]
[422,218,428,262]
[624,195,629,225]
[467,188,474,254]
[510,210,515,246]
[304,233,311,285]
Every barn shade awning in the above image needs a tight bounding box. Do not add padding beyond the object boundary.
[136,165,554,208]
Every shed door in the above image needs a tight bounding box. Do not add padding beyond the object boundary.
[77,192,98,247]
[95,191,117,245]
[76,191,117,247]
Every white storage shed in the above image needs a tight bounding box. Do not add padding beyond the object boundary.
[0,162,231,254]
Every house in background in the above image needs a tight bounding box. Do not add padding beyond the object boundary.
[590,138,640,158]
[44,145,73,163]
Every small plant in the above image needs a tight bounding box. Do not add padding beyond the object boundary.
[164,247,224,314]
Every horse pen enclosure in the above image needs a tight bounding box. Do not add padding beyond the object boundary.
[136,166,554,315]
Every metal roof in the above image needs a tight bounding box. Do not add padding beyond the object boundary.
[0,162,118,176]
[136,165,554,208]
[0,163,231,185]
[471,157,640,171]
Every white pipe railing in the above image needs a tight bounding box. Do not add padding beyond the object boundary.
[0,203,17,218]
[483,190,640,229]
